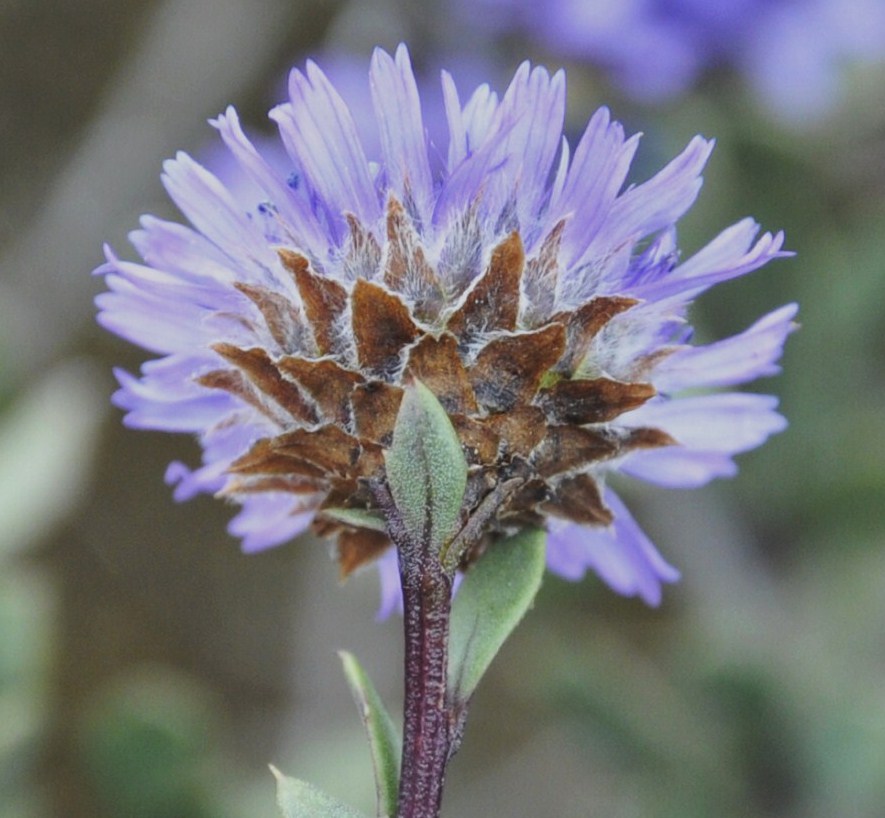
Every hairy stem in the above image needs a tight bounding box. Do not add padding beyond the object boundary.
[374,480,455,818]
[396,549,453,818]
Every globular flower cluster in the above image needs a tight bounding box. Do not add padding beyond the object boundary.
[474,0,885,122]
[97,45,794,613]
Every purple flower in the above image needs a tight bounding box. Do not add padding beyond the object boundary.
[476,0,885,122]
[97,45,794,614]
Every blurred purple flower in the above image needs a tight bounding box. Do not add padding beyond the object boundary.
[477,0,885,122]
[97,45,794,615]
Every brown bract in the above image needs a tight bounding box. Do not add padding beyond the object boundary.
[198,197,675,578]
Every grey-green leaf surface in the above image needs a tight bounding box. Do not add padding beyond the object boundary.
[272,767,368,818]
[383,379,468,555]
[448,527,547,705]
[339,652,401,818]
[322,508,387,533]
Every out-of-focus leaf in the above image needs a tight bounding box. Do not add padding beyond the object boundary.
[272,767,367,818]
[78,670,218,818]
[0,359,105,558]
[448,527,546,705]
[339,652,400,818]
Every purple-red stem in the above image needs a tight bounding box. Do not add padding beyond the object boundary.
[373,479,457,818]
[396,551,453,818]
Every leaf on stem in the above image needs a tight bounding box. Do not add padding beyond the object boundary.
[339,651,401,818]
[322,508,387,533]
[271,766,368,818]
[384,378,468,556]
[447,527,547,705]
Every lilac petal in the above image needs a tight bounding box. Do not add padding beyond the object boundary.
[485,62,566,226]
[161,152,276,269]
[636,219,790,302]
[547,489,680,606]
[210,106,327,259]
[619,391,787,488]
[623,393,787,455]
[545,520,590,581]
[579,135,714,269]
[547,135,571,212]
[102,248,241,311]
[165,403,270,496]
[433,91,519,224]
[96,292,207,355]
[375,548,404,620]
[113,367,235,433]
[228,493,317,553]
[96,263,244,354]
[140,353,225,390]
[165,460,227,501]
[619,448,739,488]
[654,303,798,392]
[441,70,468,170]
[459,82,501,154]
[551,107,638,263]
[129,216,239,283]
[270,61,379,235]
[370,45,434,227]
[114,354,225,406]
[163,411,266,501]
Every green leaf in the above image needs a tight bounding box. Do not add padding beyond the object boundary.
[447,527,547,705]
[322,508,387,533]
[339,652,401,818]
[271,767,367,818]
[383,379,468,555]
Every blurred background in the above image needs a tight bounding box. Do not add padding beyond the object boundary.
[2,1,885,816]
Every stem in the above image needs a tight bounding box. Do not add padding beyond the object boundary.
[397,549,453,818]
[373,480,455,818]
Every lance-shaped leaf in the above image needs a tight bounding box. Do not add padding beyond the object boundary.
[271,767,368,818]
[339,652,401,818]
[447,527,547,705]
[384,379,468,555]
[322,508,387,533]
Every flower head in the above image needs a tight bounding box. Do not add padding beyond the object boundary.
[97,45,794,611]
[473,0,885,122]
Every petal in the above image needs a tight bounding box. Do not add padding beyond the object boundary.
[551,107,638,263]
[113,367,235,432]
[161,152,276,269]
[228,492,317,553]
[547,489,679,606]
[485,63,567,227]
[622,393,788,455]
[579,136,714,273]
[165,460,227,501]
[441,70,468,170]
[374,548,404,620]
[102,248,241,310]
[635,219,790,302]
[370,45,434,227]
[618,449,739,488]
[433,89,518,224]
[653,303,798,392]
[129,216,238,284]
[270,61,379,236]
[210,106,328,259]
